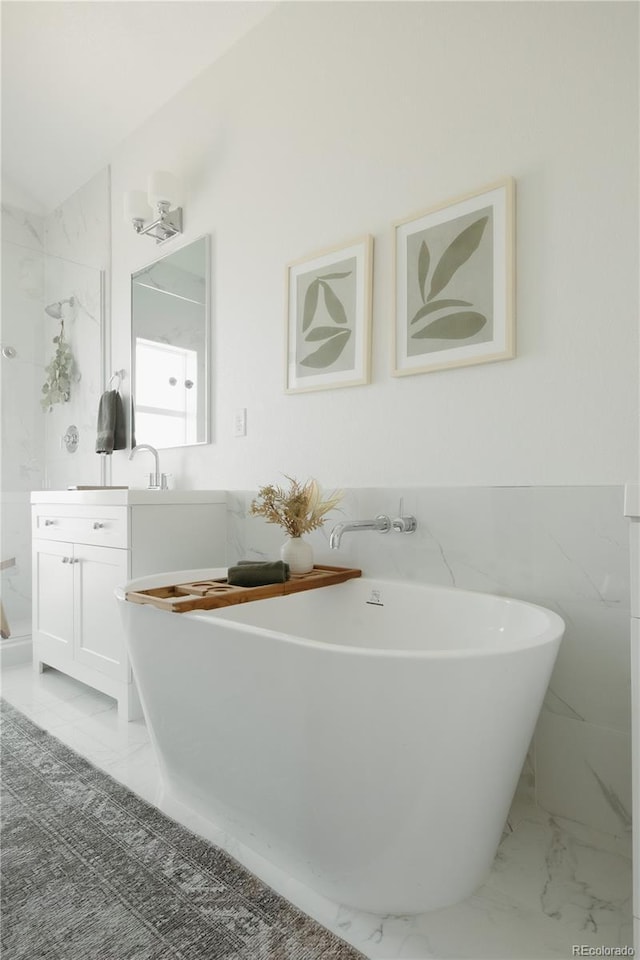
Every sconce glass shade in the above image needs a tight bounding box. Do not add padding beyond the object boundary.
[126,172,183,243]
[148,171,181,210]
[124,190,152,223]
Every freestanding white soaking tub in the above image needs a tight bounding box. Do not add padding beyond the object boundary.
[116,569,564,915]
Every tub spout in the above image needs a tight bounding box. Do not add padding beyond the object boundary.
[329,516,391,549]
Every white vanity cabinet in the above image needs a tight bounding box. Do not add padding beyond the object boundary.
[31,490,227,720]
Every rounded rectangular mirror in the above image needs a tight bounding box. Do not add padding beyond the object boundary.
[131,235,210,449]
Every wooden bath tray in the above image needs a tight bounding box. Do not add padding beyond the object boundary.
[125,565,362,614]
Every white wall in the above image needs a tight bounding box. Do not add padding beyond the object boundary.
[109,1,638,491]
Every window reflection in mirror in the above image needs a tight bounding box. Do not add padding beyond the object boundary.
[131,235,209,449]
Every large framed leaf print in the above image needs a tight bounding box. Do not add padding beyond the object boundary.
[285,235,373,393]
[393,179,515,376]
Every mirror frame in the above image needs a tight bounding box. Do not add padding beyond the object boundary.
[130,233,211,450]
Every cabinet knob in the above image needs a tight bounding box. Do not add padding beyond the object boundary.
[62,557,69,564]
[44,519,56,526]
[93,522,104,529]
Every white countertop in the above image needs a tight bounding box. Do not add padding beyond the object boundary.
[31,489,227,506]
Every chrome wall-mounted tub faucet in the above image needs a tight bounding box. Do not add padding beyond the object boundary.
[329,500,417,549]
[329,515,391,550]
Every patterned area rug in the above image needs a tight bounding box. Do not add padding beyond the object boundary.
[0,699,366,960]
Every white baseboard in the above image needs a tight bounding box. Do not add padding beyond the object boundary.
[1,636,32,669]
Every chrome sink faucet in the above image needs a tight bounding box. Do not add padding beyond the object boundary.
[128,444,168,490]
[329,501,417,549]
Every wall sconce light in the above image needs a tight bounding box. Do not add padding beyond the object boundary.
[124,171,183,243]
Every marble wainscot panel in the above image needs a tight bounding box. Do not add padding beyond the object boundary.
[227,485,631,842]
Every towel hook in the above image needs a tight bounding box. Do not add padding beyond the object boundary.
[108,369,126,389]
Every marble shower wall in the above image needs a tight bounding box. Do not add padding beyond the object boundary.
[227,484,631,841]
[45,167,110,271]
[1,169,110,638]
[42,257,103,490]
[42,168,109,491]
[1,204,46,634]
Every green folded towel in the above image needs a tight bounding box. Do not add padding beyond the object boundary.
[227,561,290,587]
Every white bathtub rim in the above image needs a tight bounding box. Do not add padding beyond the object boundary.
[188,607,562,660]
[117,567,565,660]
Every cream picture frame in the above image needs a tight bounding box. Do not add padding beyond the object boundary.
[285,235,373,394]
[393,178,515,376]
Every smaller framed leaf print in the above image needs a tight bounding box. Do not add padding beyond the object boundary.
[285,235,373,393]
[393,178,515,376]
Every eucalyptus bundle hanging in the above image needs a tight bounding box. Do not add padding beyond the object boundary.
[41,319,77,411]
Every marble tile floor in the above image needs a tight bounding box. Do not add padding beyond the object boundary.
[0,662,633,960]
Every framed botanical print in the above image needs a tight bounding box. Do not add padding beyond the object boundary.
[393,178,515,375]
[285,235,373,393]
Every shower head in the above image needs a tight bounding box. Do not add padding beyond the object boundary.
[45,296,75,319]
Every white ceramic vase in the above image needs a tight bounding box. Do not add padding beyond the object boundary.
[280,536,313,575]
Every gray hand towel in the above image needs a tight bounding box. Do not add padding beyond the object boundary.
[227,561,290,587]
[96,390,126,454]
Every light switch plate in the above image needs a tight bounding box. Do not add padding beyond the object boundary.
[233,408,247,437]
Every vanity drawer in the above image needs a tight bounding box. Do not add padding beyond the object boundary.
[32,505,128,549]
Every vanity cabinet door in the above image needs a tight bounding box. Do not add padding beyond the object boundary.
[32,539,75,664]
[73,544,129,682]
